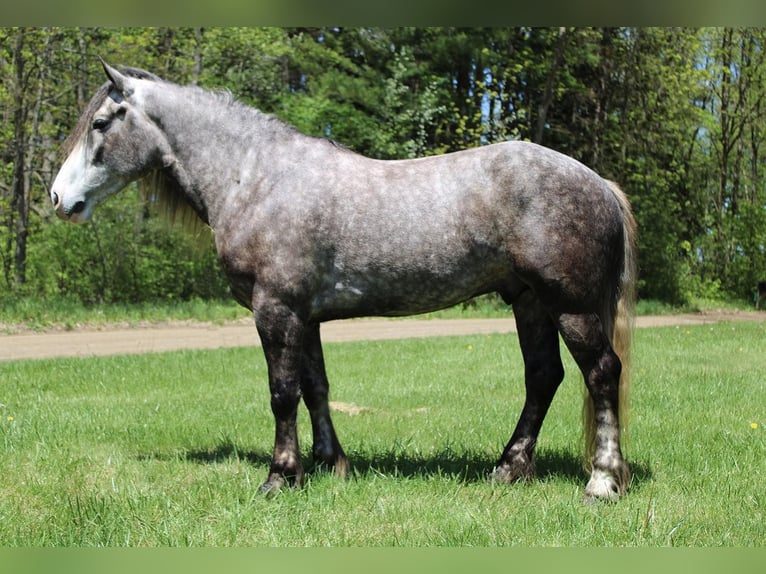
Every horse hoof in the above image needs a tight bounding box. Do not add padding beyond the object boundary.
[583,469,625,502]
[312,455,350,480]
[332,456,350,479]
[258,478,286,497]
[258,470,304,497]
[490,459,536,484]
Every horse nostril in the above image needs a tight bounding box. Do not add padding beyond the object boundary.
[71,201,87,215]
[52,192,59,207]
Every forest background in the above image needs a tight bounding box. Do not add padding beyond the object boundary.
[2,27,765,308]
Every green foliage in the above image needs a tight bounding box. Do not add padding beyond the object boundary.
[2,27,766,308]
[23,188,228,304]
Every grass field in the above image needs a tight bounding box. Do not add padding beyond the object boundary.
[0,294,756,333]
[0,320,763,546]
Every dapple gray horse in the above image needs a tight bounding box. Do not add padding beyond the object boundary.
[51,60,637,501]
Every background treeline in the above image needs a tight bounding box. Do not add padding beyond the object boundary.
[1,27,765,306]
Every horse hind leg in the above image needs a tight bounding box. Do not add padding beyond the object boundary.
[557,312,630,501]
[300,324,349,478]
[492,292,564,483]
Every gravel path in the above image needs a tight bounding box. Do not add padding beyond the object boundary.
[1,310,763,361]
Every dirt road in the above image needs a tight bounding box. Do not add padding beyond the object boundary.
[1,309,763,362]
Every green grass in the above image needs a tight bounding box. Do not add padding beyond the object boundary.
[634,296,757,316]
[1,321,764,546]
[0,293,758,334]
[0,296,250,333]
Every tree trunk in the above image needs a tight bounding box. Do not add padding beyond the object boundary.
[10,28,54,289]
[10,30,28,287]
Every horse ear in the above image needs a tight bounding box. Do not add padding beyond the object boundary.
[99,56,132,96]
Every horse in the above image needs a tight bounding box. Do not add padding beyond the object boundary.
[757,281,766,310]
[51,59,638,502]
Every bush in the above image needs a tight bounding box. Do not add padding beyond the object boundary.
[24,189,230,304]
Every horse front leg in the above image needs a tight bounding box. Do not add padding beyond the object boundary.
[492,294,564,483]
[254,299,307,494]
[300,323,349,478]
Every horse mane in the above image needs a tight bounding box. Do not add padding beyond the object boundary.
[139,169,210,238]
[61,82,110,158]
[136,85,348,236]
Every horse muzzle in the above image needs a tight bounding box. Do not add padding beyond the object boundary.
[52,192,89,223]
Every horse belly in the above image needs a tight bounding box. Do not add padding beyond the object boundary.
[310,249,510,321]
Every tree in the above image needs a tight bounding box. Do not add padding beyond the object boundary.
[2,27,764,307]
[1,28,59,290]
[699,28,766,298]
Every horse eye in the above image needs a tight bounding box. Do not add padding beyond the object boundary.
[92,118,109,130]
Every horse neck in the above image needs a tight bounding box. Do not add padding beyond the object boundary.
[145,83,283,227]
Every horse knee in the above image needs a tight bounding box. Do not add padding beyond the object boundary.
[270,380,302,418]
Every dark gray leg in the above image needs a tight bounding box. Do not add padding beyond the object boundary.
[557,312,629,501]
[493,293,564,483]
[300,323,349,478]
[253,298,306,493]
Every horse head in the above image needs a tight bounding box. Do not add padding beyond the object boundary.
[51,59,171,223]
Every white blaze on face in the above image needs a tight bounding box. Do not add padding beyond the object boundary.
[51,140,91,222]
[50,137,125,224]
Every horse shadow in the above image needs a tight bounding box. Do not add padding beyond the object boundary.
[157,440,653,491]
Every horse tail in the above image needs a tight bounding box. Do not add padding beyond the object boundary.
[583,180,637,468]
